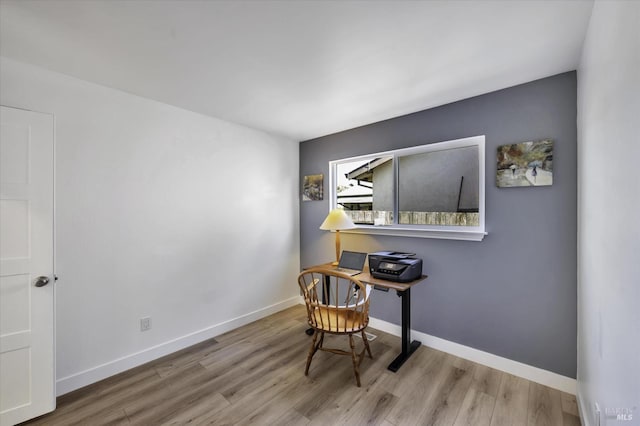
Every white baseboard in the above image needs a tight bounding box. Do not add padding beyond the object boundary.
[576,388,592,426]
[55,296,301,396]
[57,299,577,397]
[368,316,577,395]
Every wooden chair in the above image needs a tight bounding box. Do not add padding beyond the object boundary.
[297,267,373,387]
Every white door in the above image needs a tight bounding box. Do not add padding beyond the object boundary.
[0,106,55,426]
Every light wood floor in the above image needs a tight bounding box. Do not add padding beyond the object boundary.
[24,305,581,425]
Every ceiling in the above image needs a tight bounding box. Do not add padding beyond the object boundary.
[0,0,594,141]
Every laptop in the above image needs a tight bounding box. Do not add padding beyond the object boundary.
[336,251,367,276]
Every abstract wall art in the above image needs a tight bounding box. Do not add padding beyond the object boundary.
[302,174,323,201]
[497,139,553,187]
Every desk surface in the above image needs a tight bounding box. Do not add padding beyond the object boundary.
[308,262,428,292]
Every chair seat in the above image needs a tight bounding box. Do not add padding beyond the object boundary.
[311,306,368,333]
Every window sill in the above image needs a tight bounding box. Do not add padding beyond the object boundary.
[341,226,487,241]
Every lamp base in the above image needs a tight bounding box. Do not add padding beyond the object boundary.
[331,261,339,266]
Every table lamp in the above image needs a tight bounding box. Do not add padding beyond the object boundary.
[319,208,357,265]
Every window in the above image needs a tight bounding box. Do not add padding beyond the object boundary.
[329,135,486,241]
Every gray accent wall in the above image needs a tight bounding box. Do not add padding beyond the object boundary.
[300,72,577,378]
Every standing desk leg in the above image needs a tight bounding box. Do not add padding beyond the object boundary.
[387,287,422,372]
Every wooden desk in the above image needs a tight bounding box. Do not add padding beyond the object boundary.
[305,263,428,372]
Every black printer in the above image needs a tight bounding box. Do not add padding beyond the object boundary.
[368,251,423,282]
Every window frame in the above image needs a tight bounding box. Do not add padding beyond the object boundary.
[328,135,486,241]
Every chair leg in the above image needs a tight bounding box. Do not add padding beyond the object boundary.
[362,330,373,359]
[348,334,361,387]
[305,330,319,375]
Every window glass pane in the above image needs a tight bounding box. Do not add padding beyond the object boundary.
[336,156,393,225]
[398,146,479,226]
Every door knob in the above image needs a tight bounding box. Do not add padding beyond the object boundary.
[34,276,50,287]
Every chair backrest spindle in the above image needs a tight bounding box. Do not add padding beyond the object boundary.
[297,268,371,334]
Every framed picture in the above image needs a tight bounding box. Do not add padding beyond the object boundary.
[497,139,553,187]
[302,174,323,201]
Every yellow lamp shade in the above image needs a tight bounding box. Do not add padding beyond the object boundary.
[319,209,356,231]
[320,209,356,264]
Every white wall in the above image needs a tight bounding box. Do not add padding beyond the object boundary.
[0,57,301,395]
[577,1,640,425]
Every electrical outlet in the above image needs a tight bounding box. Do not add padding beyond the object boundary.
[595,402,601,426]
[140,317,151,332]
